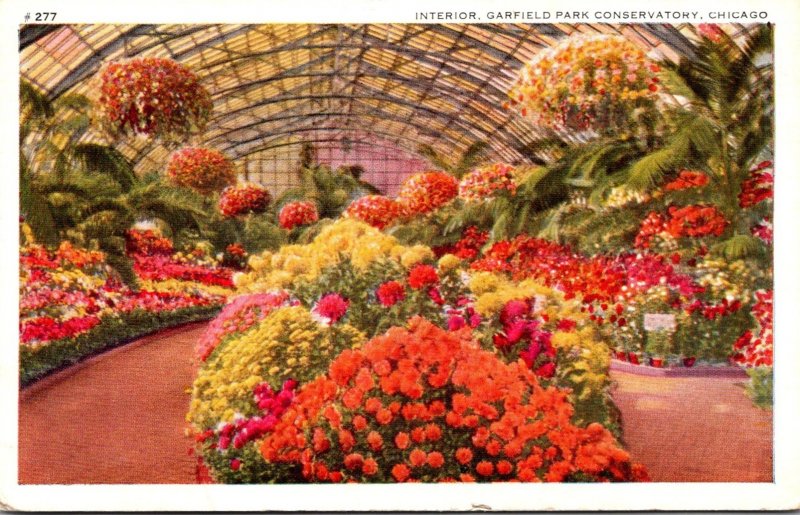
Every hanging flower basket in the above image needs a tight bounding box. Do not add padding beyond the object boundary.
[97,57,212,141]
[507,34,661,134]
[166,147,237,195]
[396,171,458,216]
[279,201,319,230]
[218,184,272,218]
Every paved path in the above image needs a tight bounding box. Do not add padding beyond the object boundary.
[610,369,773,482]
[18,323,207,484]
[18,322,773,484]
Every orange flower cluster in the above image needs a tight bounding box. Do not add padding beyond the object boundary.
[343,195,404,230]
[260,318,648,483]
[663,205,728,239]
[664,170,710,191]
[54,241,106,268]
[166,147,237,195]
[397,171,458,216]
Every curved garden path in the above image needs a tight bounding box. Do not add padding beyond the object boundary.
[18,322,207,484]
[19,322,773,483]
[609,368,773,482]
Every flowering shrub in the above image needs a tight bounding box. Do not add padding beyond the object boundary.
[396,172,458,216]
[458,163,517,203]
[279,201,319,230]
[663,205,728,239]
[433,226,489,260]
[260,318,648,482]
[732,290,773,367]
[218,184,271,218]
[126,229,173,256]
[343,195,403,229]
[738,160,773,208]
[664,170,710,191]
[188,305,365,428]
[507,34,661,133]
[97,57,212,141]
[195,292,293,362]
[166,147,237,195]
[234,219,424,291]
[634,212,667,249]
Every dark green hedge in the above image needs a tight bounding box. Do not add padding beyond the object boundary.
[20,305,221,387]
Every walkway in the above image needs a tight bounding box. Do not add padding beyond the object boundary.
[18,322,773,483]
[610,368,773,482]
[18,323,207,484]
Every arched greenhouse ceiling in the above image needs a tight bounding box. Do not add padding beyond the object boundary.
[20,23,754,174]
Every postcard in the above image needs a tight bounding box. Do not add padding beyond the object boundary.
[2,0,799,511]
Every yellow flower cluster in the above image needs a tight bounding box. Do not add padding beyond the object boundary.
[695,258,763,302]
[139,278,232,297]
[469,272,583,320]
[551,327,611,425]
[437,253,462,273]
[234,219,432,292]
[188,305,365,427]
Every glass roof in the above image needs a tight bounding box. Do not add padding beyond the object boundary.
[20,23,753,174]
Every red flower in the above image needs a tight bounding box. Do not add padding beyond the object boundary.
[407,264,438,290]
[397,171,459,215]
[230,458,241,471]
[392,463,411,482]
[279,201,319,230]
[312,293,349,324]
[376,281,406,307]
[664,170,709,191]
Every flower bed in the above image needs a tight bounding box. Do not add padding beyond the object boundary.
[20,235,236,384]
[189,219,636,483]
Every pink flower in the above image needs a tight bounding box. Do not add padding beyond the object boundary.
[447,315,466,331]
[230,459,241,471]
[535,362,557,378]
[500,299,530,326]
[313,293,349,324]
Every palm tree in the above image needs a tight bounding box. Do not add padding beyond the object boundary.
[19,80,214,285]
[416,141,490,179]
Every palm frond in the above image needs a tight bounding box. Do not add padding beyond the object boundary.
[712,234,765,260]
[416,144,453,172]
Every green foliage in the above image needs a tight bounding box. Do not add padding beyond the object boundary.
[644,329,674,357]
[745,367,773,409]
[417,141,490,178]
[20,305,221,386]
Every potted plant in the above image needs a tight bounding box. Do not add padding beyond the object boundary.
[645,329,674,368]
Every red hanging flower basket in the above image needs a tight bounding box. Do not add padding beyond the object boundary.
[166,147,237,195]
[97,57,212,141]
[218,184,272,218]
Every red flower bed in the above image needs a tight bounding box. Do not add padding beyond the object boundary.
[219,184,271,218]
[664,205,728,239]
[396,172,458,216]
[279,201,320,230]
[433,226,489,260]
[166,147,237,195]
[260,318,648,482]
[98,57,212,140]
[133,255,234,287]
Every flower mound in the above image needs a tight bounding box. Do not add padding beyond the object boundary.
[343,195,403,229]
[97,57,212,140]
[507,34,660,132]
[219,184,272,218]
[279,201,319,230]
[260,318,648,483]
[126,228,173,256]
[397,172,458,216]
[167,147,237,195]
[459,163,518,203]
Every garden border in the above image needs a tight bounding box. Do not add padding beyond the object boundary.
[610,358,748,378]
